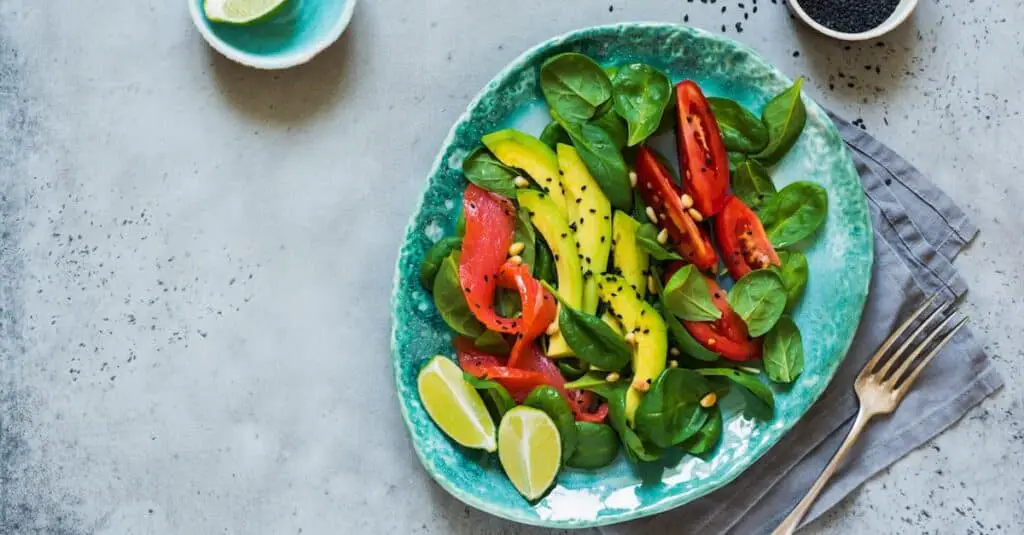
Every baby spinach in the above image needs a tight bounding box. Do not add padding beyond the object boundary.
[534,237,557,284]
[540,120,570,148]
[707,97,769,154]
[557,360,587,380]
[591,110,629,150]
[553,110,632,210]
[728,269,787,337]
[586,382,662,462]
[635,368,713,448]
[546,283,631,371]
[728,151,746,172]
[432,252,485,338]
[419,236,462,290]
[474,330,510,357]
[463,373,517,420]
[496,288,522,318]
[663,264,722,322]
[697,368,774,420]
[611,63,673,146]
[731,158,776,213]
[657,302,720,362]
[525,385,578,462]
[763,316,804,384]
[636,223,684,261]
[462,147,519,198]
[514,207,537,273]
[681,405,723,455]
[754,77,807,166]
[774,250,809,310]
[564,371,608,390]
[760,181,828,248]
[540,53,613,122]
[566,422,620,469]
[455,211,466,237]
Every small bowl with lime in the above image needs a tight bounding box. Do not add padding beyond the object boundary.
[190,0,356,69]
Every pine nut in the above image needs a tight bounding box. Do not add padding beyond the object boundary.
[700,392,718,408]
[513,176,530,188]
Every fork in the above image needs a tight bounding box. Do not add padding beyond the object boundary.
[772,294,968,535]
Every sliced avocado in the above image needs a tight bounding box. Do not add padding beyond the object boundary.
[612,211,650,297]
[556,144,612,314]
[598,274,667,425]
[483,129,570,217]
[517,189,582,357]
[601,311,623,335]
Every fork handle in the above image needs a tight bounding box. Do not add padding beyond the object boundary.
[772,409,873,535]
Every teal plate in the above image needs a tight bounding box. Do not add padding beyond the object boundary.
[391,23,872,529]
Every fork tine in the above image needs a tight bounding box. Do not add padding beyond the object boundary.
[886,309,957,385]
[893,316,968,396]
[877,300,952,380]
[859,293,939,379]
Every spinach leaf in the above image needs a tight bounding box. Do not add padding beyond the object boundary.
[463,373,517,420]
[591,109,629,150]
[612,63,673,146]
[632,191,650,223]
[760,181,828,248]
[514,207,537,274]
[546,283,631,371]
[731,158,776,213]
[540,53,613,122]
[728,269,787,337]
[681,405,723,455]
[564,371,608,390]
[658,302,721,362]
[462,147,518,197]
[697,368,774,420]
[728,151,746,172]
[774,250,808,310]
[708,97,769,154]
[540,120,570,148]
[663,264,722,322]
[754,77,807,166]
[474,330,510,357]
[534,236,557,284]
[635,223,683,261]
[455,211,466,237]
[706,376,732,399]
[432,252,485,337]
[524,385,578,462]
[553,110,633,210]
[566,422,619,469]
[419,236,462,290]
[557,360,587,380]
[585,382,662,462]
[495,288,522,318]
[763,316,804,384]
[635,368,712,448]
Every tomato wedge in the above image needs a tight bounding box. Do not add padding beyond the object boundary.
[676,80,730,217]
[683,277,762,361]
[459,185,520,333]
[634,147,718,271]
[715,196,781,280]
[497,262,557,368]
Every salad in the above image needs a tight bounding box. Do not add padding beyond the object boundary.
[415,52,827,501]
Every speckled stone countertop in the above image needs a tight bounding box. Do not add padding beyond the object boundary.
[0,1,1020,534]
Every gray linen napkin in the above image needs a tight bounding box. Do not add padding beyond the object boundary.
[600,113,1004,535]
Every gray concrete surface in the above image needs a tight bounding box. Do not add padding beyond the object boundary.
[0,0,1020,533]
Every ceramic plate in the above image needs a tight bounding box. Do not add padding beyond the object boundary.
[391,23,872,528]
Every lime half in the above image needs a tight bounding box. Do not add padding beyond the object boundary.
[417,356,497,452]
[204,0,289,25]
[498,406,562,501]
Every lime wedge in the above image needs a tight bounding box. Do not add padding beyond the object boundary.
[498,406,562,501]
[203,0,289,25]
[417,356,497,452]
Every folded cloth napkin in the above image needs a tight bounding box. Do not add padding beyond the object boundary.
[600,113,1004,535]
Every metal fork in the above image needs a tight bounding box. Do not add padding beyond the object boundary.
[772,294,968,535]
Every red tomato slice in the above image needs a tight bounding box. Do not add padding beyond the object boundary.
[459,185,520,334]
[455,337,542,400]
[715,196,781,280]
[635,147,718,271]
[568,390,609,423]
[683,278,762,361]
[497,262,557,368]
[676,81,730,217]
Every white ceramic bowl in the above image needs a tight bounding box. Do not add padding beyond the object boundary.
[788,0,918,41]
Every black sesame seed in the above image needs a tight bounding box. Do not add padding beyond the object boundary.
[798,0,900,34]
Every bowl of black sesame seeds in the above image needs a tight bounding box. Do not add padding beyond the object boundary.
[788,0,918,41]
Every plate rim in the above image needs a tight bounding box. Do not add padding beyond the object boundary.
[390,21,873,529]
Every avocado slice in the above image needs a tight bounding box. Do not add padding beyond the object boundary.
[598,274,667,425]
[612,211,650,297]
[556,144,612,314]
[517,189,582,357]
[483,129,570,217]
